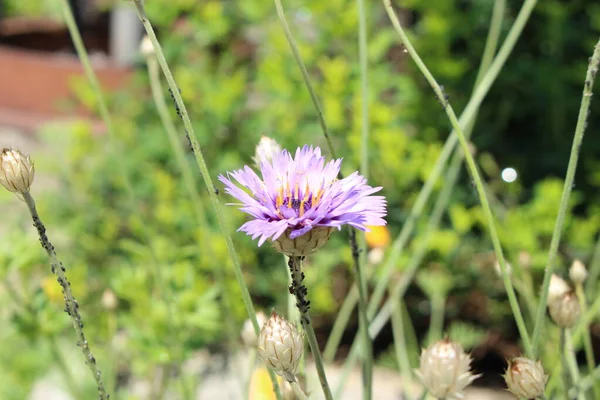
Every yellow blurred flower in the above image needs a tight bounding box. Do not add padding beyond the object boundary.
[41,277,63,304]
[365,225,390,248]
[249,367,283,400]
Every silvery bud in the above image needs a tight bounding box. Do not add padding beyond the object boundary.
[548,274,571,302]
[503,357,548,399]
[241,311,267,347]
[253,136,281,165]
[140,35,155,58]
[549,291,580,328]
[415,338,480,399]
[257,311,303,382]
[569,259,588,285]
[1,148,35,194]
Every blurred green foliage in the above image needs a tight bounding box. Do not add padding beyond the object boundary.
[1,0,599,398]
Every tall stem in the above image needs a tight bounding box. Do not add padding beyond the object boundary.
[532,39,600,354]
[383,0,532,357]
[288,256,333,400]
[131,2,282,398]
[575,283,597,398]
[23,192,108,399]
[289,380,309,400]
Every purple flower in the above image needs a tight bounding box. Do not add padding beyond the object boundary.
[219,145,387,255]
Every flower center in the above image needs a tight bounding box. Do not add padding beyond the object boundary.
[275,182,323,217]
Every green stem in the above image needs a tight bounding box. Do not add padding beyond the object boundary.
[383,0,532,358]
[585,233,600,296]
[427,294,446,345]
[565,330,586,400]
[350,230,373,400]
[390,301,411,378]
[357,0,369,181]
[323,286,359,362]
[23,191,108,399]
[145,55,236,350]
[569,366,600,399]
[532,38,600,354]
[288,256,333,400]
[575,284,597,398]
[289,380,309,400]
[131,1,282,398]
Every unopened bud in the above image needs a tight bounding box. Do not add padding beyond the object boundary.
[241,311,267,347]
[140,36,154,58]
[257,312,303,382]
[569,259,587,284]
[1,148,35,194]
[504,357,547,399]
[253,136,281,165]
[101,289,118,310]
[415,338,480,399]
[548,274,571,302]
[549,291,580,328]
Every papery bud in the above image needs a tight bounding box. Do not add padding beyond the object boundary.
[494,260,512,278]
[415,338,480,399]
[257,312,303,381]
[1,148,35,194]
[569,259,588,285]
[548,274,571,302]
[503,357,548,399]
[549,291,580,328]
[241,311,267,347]
[140,36,154,58]
[272,226,334,257]
[253,136,281,165]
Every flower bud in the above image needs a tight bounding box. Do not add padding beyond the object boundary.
[241,311,267,347]
[548,274,571,302]
[415,338,480,399]
[101,289,118,310]
[569,259,588,285]
[1,148,35,194]
[140,36,155,58]
[503,357,548,399]
[549,291,580,328]
[253,136,281,165]
[257,311,303,381]
[272,226,334,257]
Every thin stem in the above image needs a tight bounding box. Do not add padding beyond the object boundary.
[585,234,600,296]
[561,329,570,399]
[350,230,373,400]
[357,0,369,181]
[575,284,596,374]
[323,286,359,362]
[390,301,411,379]
[289,380,309,400]
[145,55,236,349]
[569,366,600,399]
[427,294,446,345]
[288,256,333,400]
[383,0,533,358]
[23,191,108,399]
[565,330,586,400]
[131,1,282,398]
[273,0,337,159]
[532,38,600,354]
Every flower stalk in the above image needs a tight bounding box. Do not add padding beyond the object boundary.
[22,191,109,399]
[288,256,333,400]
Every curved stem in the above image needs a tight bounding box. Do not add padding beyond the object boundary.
[575,284,596,378]
[390,301,411,378]
[288,256,333,400]
[23,192,108,399]
[289,380,309,400]
[532,38,600,354]
[131,1,282,398]
[564,329,586,400]
[383,0,532,357]
[49,336,82,399]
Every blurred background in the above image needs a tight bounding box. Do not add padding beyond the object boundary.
[0,0,599,399]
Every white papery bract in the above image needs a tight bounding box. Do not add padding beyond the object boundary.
[504,357,548,399]
[257,311,303,382]
[0,148,35,194]
[415,338,480,399]
[549,291,581,328]
[569,259,588,284]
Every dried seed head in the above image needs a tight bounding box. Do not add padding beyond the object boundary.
[549,291,581,328]
[569,259,588,285]
[272,226,334,257]
[140,36,154,58]
[503,357,548,399]
[241,311,267,347]
[253,136,282,165]
[1,148,35,194]
[257,312,303,382]
[548,274,571,302]
[415,338,480,399]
